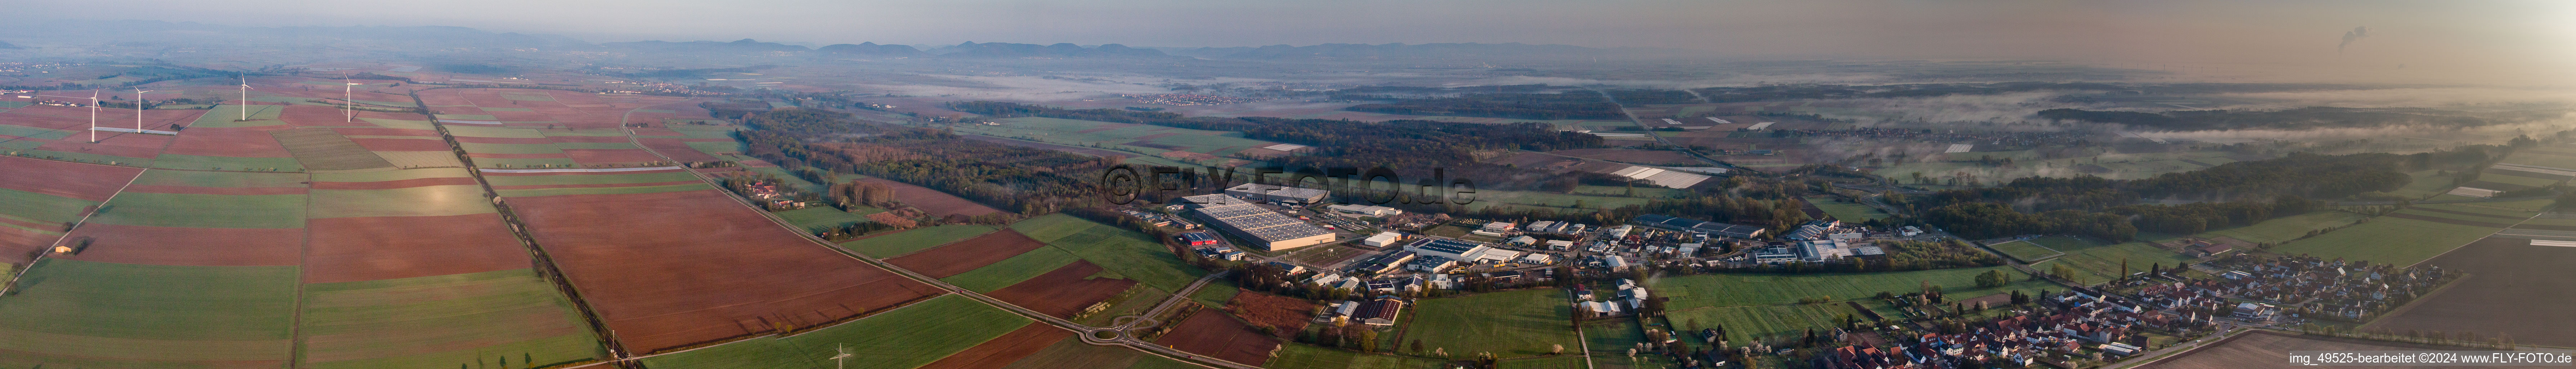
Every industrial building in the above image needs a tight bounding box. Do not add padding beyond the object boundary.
[1326,204,1402,217]
[1184,194,1335,251]
[1633,214,1767,239]
[1403,238,1512,263]
[1223,183,1331,205]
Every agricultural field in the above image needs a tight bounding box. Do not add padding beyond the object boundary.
[985,261,1142,319]
[1664,303,1864,344]
[297,269,601,369]
[2019,236,2194,285]
[638,295,1028,369]
[1402,289,1581,358]
[2363,237,2576,347]
[0,259,300,367]
[841,224,1000,257]
[1875,150,2255,182]
[2271,210,2517,267]
[1581,321,1681,369]
[772,206,874,232]
[949,116,1290,158]
[941,246,1083,292]
[1983,239,2063,262]
[886,230,1053,278]
[2197,210,2370,245]
[859,177,1006,217]
[1154,307,1280,365]
[1646,267,2062,311]
[1264,342,1445,369]
[995,335,1197,369]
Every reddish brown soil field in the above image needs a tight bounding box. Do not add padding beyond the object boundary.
[490,181,702,191]
[2364,237,2576,347]
[118,185,307,195]
[302,214,532,283]
[163,126,295,157]
[887,230,1051,278]
[36,140,164,159]
[0,156,143,201]
[1550,148,1700,165]
[547,135,634,143]
[504,190,945,353]
[1154,311,1280,365]
[1223,290,1318,336]
[563,148,666,164]
[913,323,1075,369]
[331,127,440,137]
[480,169,686,177]
[453,137,555,145]
[466,152,568,159]
[985,261,1138,319]
[0,227,53,261]
[310,177,478,190]
[637,137,719,162]
[629,128,685,137]
[57,224,303,266]
[279,105,373,126]
[860,178,1004,217]
[349,138,456,151]
[2140,330,2464,369]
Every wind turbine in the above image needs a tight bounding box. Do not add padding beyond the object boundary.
[33,91,104,142]
[132,88,151,132]
[342,72,360,123]
[830,343,853,369]
[238,76,253,121]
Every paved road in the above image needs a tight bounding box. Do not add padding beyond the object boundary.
[613,103,1265,369]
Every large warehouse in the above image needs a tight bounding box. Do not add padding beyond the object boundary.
[1223,183,1332,205]
[1181,194,1336,250]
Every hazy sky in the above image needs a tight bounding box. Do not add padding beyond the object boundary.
[12,0,2576,83]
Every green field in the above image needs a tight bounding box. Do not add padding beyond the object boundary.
[308,185,495,218]
[2383,170,2457,199]
[0,259,298,365]
[2020,236,2193,285]
[1404,289,1580,358]
[185,105,287,128]
[775,206,872,232]
[1011,213,1099,243]
[1043,220,1208,292]
[131,169,306,187]
[2478,171,2561,188]
[1581,321,1677,369]
[955,117,1287,156]
[1983,240,2063,262]
[444,126,544,138]
[2198,210,2371,244]
[1265,342,1445,369]
[1496,356,1588,369]
[297,269,601,369]
[0,188,99,223]
[1810,197,1890,221]
[637,295,1026,369]
[459,142,566,154]
[1665,303,1860,344]
[150,153,302,171]
[842,224,1001,257]
[482,171,700,187]
[2271,214,2507,266]
[942,246,1083,292]
[1468,189,1661,212]
[1646,267,2060,311]
[1188,279,1242,307]
[91,192,306,228]
[273,128,396,170]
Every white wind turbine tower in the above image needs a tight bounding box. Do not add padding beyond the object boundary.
[132,88,152,132]
[239,76,253,121]
[342,72,360,123]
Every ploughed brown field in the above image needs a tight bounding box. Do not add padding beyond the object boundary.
[887,230,1051,278]
[302,214,534,283]
[505,189,945,353]
[1548,148,1701,165]
[985,261,1138,319]
[2140,330,2476,369]
[161,126,298,157]
[1224,290,1318,337]
[1153,311,1279,365]
[636,137,720,162]
[913,323,1074,369]
[0,155,141,202]
[860,178,1005,218]
[2364,237,2576,347]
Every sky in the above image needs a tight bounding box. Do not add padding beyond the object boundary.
[9,0,2576,84]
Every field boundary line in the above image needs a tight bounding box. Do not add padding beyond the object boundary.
[0,114,184,296]
[2403,210,2540,268]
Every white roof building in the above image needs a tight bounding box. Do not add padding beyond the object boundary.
[1363,232,1403,247]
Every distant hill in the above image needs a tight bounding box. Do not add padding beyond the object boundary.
[0,41,21,49]
[928,42,1174,59]
[816,42,925,56]
[1157,42,1608,60]
[601,39,809,55]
